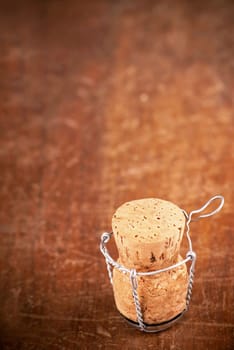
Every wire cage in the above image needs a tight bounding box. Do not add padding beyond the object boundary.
[100,195,224,333]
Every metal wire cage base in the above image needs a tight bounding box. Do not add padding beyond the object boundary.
[100,231,196,332]
[121,310,186,333]
[100,195,224,333]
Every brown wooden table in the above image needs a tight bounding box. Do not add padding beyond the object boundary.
[0,1,233,349]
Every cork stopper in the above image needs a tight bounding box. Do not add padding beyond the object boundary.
[112,198,185,270]
[111,198,188,324]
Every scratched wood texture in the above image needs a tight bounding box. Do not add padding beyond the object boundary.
[0,0,233,349]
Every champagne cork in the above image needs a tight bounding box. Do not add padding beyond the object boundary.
[112,198,188,324]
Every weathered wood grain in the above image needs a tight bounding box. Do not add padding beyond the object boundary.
[0,0,233,349]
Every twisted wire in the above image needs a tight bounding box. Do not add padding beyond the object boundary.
[130,269,145,331]
[186,251,196,310]
[105,259,113,284]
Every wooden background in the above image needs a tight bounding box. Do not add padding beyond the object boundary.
[0,0,233,349]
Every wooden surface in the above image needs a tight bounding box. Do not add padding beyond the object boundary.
[0,0,233,349]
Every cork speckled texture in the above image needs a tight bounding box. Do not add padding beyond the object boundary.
[0,0,233,349]
[112,198,185,269]
[113,255,188,324]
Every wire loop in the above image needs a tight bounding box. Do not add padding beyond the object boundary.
[186,195,224,222]
[182,195,224,252]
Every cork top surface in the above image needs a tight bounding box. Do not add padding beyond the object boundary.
[112,198,185,242]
